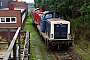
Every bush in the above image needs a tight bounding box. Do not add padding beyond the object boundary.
[85,31,90,41]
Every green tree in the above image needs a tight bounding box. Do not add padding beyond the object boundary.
[34,0,90,40]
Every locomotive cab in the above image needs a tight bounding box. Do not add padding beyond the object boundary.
[40,11,63,33]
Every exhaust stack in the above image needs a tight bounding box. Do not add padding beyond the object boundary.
[9,4,14,10]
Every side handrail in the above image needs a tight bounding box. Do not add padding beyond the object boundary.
[22,31,30,60]
[3,27,21,60]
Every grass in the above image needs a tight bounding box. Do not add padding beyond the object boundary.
[30,43,37,60]
[24,13,90,60]
[23,14,37,60]
[74,44,90,60]
[74,37,90,60]
[74,38,90,52]
[24,13,45,60]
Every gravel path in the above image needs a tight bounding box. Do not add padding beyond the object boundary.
[30,40,42,60]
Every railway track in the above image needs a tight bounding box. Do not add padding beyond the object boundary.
[50,48,85,60]
[51,51,73,60]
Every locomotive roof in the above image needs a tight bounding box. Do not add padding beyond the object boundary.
[43,11,53,14]
[47,18,70,24]
[43,11,61,14]
[47,18,65,21]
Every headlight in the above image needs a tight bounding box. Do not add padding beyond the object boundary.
[51,34,53,38]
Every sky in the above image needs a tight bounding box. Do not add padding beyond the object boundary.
[15,0,34,3]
